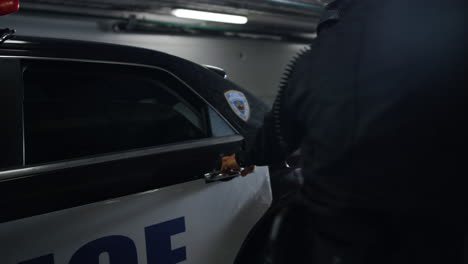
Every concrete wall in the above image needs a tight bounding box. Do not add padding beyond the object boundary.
[1,13,309,106]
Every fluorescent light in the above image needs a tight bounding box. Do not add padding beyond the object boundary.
[172,9,248,25]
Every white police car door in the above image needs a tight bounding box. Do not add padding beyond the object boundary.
[0,58,272,264]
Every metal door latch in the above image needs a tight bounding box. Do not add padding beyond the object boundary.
[204,169,242,183]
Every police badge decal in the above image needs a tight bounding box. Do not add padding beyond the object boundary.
[224,90,250,122]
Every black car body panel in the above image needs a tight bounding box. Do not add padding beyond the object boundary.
[0,36,270,223]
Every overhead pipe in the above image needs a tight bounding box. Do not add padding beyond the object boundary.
[267,0,324,11]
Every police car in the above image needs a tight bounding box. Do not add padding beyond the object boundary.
[0,5,273,262]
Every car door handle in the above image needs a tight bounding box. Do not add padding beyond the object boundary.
[204,170,241,183]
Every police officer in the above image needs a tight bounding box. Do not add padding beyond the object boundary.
[229,0,468,263]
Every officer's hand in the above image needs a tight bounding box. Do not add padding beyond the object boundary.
[221,154,256,177]
[240,165,256,176]
[221,154,240,172]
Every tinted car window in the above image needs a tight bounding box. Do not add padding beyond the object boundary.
[23,61,209,164]
[208,107,236,137]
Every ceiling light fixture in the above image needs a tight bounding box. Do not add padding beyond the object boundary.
[172,9,248,25]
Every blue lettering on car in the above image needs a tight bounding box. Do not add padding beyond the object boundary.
[19,217,187,264]
[145,217,186,264]
[70,235,139,264]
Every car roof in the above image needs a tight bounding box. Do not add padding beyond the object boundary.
[0,35,269,141]
[1,36,173,63]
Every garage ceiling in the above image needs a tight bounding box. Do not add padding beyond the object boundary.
[20,0,331,41]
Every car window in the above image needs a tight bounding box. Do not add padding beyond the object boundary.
[22,61,210,165]
[208,107,237,137]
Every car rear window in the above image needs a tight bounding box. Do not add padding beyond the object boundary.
[22,61,210,164]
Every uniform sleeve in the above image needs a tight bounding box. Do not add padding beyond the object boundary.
[237,112,290,167]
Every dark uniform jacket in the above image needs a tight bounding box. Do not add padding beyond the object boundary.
[242,0,468,263]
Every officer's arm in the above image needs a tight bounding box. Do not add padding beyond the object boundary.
[237,112,291,167]
[219,111,291,176]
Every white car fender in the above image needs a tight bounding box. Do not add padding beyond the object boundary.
[0,167,272,264]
